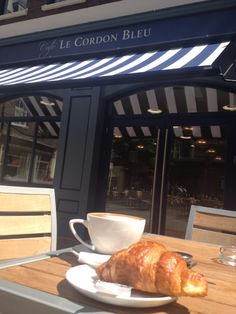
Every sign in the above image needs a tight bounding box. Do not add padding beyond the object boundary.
[38,26,152,58]
[0,23,155,66]
[0,7,236,66]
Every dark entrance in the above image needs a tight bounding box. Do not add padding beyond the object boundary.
[101,84,236,238]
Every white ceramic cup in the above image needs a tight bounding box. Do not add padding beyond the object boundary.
[69,212,146,254]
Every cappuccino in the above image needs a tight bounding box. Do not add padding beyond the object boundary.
[69,212,146,254]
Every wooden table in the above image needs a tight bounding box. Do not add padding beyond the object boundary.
[0,234,236,314]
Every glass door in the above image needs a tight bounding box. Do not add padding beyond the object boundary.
[163,124,227,238]
[102,83,236,238]
[104,125,160,232]
[103,118,235,238]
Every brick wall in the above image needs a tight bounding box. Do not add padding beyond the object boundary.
[0,0,122,25]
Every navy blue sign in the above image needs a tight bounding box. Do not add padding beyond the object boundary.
[0,7,236,66]
[38,26,152,59]
[1,23,155,66]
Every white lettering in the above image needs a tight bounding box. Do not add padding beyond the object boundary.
[111,33,118,42]
[122,28,152,41]
[144,28,151,38]
[95,36,103,45]
[74,33,118,47]
[137,29,143,38]
[59,40,71,49]
[74,37,82,47]
[122,30,130,40]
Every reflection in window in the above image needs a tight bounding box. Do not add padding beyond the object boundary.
[4,123,35,182]
[3,0,28,14]
[105,132,158,232]
[0,123,7,179]
[32,126,59,184]
[0,96,62,186]
[12,98,29,128]
[46,0,65,3]
[46,0,86,4]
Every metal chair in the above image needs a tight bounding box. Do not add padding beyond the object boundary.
[185,205,236,246]
[0,185,57,260]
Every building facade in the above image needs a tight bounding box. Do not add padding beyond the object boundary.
[1,0,236,244]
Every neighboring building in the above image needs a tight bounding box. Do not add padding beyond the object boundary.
[1,0,236,243]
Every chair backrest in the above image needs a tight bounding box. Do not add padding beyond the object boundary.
[0,185,57,260]
[185,205,236,246]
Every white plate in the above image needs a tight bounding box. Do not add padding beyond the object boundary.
[65,265,176,308]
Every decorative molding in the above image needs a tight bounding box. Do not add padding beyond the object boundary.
[0,9,28,21]
[41,0,87,11]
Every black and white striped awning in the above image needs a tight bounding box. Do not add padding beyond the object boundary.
[6,95,63,137]
[0,42,230,86]
[113,125,226,139]
[112,85,236,139]
[2,84,235,138]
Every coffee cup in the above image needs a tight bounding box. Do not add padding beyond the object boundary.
[69,212,146,254]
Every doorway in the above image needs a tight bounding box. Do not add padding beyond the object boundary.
[103,85,236,238]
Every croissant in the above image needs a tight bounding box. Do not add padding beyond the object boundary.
[96,240,208,297]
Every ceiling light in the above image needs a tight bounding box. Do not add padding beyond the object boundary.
[196,139,207,144]
[223,105,236,111]
[114,134,122,139]
[207,148,216,153]
[147,108,162,114]
[137,145,144,149]
[215,156,223,161]
[40,100,55,106]
[180,136,192,140]
[183,127,193,131]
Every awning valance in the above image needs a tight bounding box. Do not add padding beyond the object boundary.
[0,41,231,86]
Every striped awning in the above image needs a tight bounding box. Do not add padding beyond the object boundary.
[0,42,230,86]
[112,85,236,139]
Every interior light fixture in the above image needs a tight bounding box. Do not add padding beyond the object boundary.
[223,105,236,111]
[40,100,55,106]
[137,144,144,149]
[183,126,193,131]
[180,136,192,140]
[207,148,216,153]
[147,108,162,114]
[114,134,122,139]
[196,139,207,144]
[215,156,223,161]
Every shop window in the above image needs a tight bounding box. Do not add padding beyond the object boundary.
[12,99,28,128]
[3,122,35,183]
[42,0,86,11]
[46,0,85,3]
[46,0,64,3]
[0,95,62,186]
[47,0,66,4]
[3,0,28,14]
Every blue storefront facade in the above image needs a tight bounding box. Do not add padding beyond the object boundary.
[1,1,236,241]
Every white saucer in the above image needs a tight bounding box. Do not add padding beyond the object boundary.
[66,265,176,308]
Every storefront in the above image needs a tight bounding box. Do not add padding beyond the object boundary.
[1,3,236,240]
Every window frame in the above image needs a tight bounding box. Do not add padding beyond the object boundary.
[41,0,87,11]
[0,0,28,20]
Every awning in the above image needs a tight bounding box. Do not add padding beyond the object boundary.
[3,84,233,139]
[0,41,231,87]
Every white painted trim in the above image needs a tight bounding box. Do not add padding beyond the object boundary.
[0,9,28,21]
[0,1,208,40]
[41,0,87,11]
